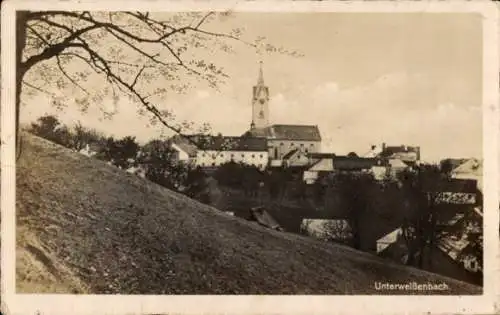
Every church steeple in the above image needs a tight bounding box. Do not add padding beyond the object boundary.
[257,60,265,85]
[251,61,270,129]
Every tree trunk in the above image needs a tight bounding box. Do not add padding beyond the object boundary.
[427,195,437,270]
[16,11,28,158]
[417,192,430,269]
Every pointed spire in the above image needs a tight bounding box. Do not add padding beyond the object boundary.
[257,60,264,85]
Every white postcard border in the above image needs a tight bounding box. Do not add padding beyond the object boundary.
[1,1,499,315]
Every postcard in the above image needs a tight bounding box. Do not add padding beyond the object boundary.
[1,0,499,314]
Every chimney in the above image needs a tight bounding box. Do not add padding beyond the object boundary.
[382,142,386,151]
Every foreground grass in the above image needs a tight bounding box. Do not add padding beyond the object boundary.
[16,133,481,294]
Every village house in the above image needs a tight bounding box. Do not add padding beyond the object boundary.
[302,152,386,184]
[376,228,409,264]
[184,135,269,170]
[376,224,482,285]
[450,158,483,193]
[170,140,198,165]
[364,143,421,178]
[378,143,421,166]
[375,177,482,286]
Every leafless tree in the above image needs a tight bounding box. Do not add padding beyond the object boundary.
[15,10,302,156]
[70,121,103,151]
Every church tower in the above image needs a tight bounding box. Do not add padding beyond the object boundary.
[251,61,270,129]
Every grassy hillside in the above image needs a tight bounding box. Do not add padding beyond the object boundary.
[16,133,481,294]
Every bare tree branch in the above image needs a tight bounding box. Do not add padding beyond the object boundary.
[22,80,56,96]
[22,22,102,76]
[105,29,170,66]
[56,55,90,94]
[194,12,215,29]
[18,10,301,158]
[131,65,146,89]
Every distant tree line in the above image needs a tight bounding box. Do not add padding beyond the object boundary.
[27,114,211,204]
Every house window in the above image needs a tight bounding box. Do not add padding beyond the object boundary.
[280,142,284,146]
[212,154,216,159]
[310,143,314,147]
[201,162,205,167]
[231,153,234,158]
[212,162,216,166]
[220,153,224,158]
[258,164,263,168]
[291,143,294,146]
[470,260,476,271]
[300,143,304,147]
[241,153,245,158]
[260,154,263,158]
[252,154,255,158]
[202,153,206,157]
[274,147,278,159]
[305,148,309,153]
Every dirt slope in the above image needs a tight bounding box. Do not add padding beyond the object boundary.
[16,133,481,294]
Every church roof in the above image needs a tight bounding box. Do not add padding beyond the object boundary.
[332,156,379,170]
[246,124,322,141]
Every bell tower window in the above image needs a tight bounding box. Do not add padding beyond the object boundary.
[251,61,270,129]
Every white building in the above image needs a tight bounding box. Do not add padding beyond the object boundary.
[170,141,197,165]
[303,153,335,184]
[174,135,269,170]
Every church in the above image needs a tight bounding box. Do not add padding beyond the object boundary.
[243,62,322,167]
[171,62,322,169]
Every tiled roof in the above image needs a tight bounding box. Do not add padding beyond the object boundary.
[380,145,420,162]
[377,228,404,253]
[451,158,482,176]
[250,207,283,231]
[381,145,419,156]
[308,152,337,159]
[437,234,470,261]
[388,158,409,169]
[246,124,322,141]
[332,156,380,170]
[441,158,469,171]
[172,142,198,157]
[184,134,267,152]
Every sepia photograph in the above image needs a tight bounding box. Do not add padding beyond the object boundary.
[1,1,499,314]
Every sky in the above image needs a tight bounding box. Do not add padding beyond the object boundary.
[21,12,483,162]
